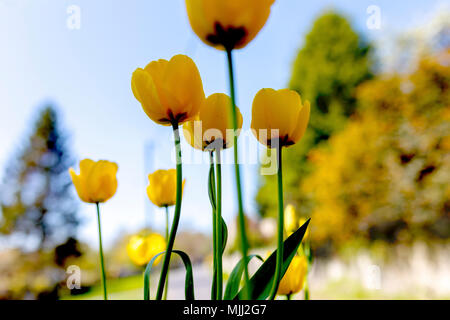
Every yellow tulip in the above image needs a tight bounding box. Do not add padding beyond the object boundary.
[147,169,185,207]
[183,93,243,151]
[127,234,166,266]
[285,204,298,235]
[69,159,118,203]
[251,88,310,148]
[131,54,205,126]
[185,0,275,50]
[277,254,308,296]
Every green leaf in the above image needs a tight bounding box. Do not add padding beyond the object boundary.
[224,254,264,300]
[220,217,228,252]
[234,218,310,300]
[144,250,195,300]
[211,217,228,299]
[208,164,216,212]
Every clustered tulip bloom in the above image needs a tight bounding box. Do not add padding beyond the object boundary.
[67,0,314,302]
[147,169,185,208]
[127,234,166,266]
[131,54,205,125]
[183,93,243,151]
[251,88,310,148]
[69,159,118,203]
[185,0,275,50]
[277,254,308,296]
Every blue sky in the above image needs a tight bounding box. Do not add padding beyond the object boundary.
[0,0,446,248]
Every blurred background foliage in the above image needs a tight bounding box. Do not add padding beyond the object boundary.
[303,53,449,255]
[256,11,449,257]
[0,9,449,299]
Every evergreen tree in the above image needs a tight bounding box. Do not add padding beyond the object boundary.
[0,106,80,250]
[257,12,373,219]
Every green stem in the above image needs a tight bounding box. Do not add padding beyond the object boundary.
[304,280,310,300]
[226,47,250,299]
[215,150,223,300]
[163,205,170,300]
[269,146,284,300]
[210,151,217,300]
[155,122,183,300]
[95,202,108,300]
[304,240,310,300]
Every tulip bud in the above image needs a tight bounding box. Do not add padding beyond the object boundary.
[132,55,205,126]
[183,93,243,151]
[185,0,275,50]
[69,159,118,203]
[251,88,310,148]
[277,254,308,296]
[147,169,186,207]
[127,234,166,266]
[285,204,298,235]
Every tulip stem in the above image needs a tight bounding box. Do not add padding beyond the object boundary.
[209,151,218,300]
[269,146,284,300]
[304,240,310,300]
[156,122,183,300]
[163,205,170,300]
[215,150,223,300]
[304,280,310,300]
[226,47,250,299]
[95,202,108,300]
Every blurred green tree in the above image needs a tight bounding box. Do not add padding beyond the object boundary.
[0,106,80,250]
[0,106,82,299]
[256,11,373,219]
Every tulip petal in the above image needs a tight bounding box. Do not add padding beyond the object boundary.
[147,169,178,207]
[132,68,168,125]
[186,0,274,50]
[251,88,301,146]
[186,0,213,45]
[163,55,205,122]
[69,168,90,203]
[290,101,310,145]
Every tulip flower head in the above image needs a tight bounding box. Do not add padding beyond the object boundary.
[69,159,118,203]
[285,204,298,235]
[147,169,185,207]
[127,234,166,266]
[277,254,308,296]
[251,88,310,149]
[185,0,275,50]
[183,93,243,151]
[131,54,205,126]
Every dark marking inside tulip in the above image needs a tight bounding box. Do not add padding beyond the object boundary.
[159,110,189,125]
[206,22,247,50]
[267,135,294,148]
[205,138,226,152]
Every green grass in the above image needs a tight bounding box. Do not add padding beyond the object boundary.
[63,274,144,300]
[64,274,450,300]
